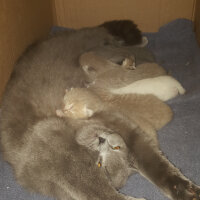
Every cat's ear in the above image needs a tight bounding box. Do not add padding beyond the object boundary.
[83,105,94,117]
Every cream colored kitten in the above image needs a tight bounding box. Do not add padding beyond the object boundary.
[56,88,104,119]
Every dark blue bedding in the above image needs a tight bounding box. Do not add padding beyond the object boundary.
[0,19,200,200]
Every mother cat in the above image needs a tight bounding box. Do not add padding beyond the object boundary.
[0,20,200,200]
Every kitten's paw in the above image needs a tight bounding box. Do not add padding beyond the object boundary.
[82,65,89,72]
[56,109,64,117]
[135,36,148,47]
[122,57,136,70]
[82,65,96,78]
[84,80,95,88]
[83,105,94,117]
[140,36,148,47]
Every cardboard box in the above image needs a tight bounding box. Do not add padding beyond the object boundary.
[0,0,199,100]
[0,0,53,101]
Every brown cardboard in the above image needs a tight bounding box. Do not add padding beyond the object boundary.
[0,0,53,100]
[0,0,199,101]
[53,0,195,32]
[195,0,200,44]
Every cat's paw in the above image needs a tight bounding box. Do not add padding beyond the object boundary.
[82,65,89,73]
[65,88,74,94]
[122,57,136,70]
[171,179,200,200]
[84,80,95,88]
[184,183,200,200]
[56,109,64,117]
[135,36,148,47]
[83,105,94,118]
[82,65,97,78]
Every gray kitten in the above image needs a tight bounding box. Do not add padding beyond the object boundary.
[0,20,200,200]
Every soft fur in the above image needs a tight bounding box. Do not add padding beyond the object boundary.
[56,87,136,189]
[80,51,136,82]
[99,20,142,45]
[111,75,186,101]
[80,51,185,102]
[79,51,166,88]
[56,87,104,119]
[79,52,173,130]
[0,20,200,200]
[76,125,135,189]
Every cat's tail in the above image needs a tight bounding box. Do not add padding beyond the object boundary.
[99,20,142,45]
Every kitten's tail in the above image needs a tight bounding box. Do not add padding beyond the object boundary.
[99,20,142,45]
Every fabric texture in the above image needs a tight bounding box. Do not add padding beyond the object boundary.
[0,19,200,200]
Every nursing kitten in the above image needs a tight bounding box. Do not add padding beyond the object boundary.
[92,44,155,67]
[80,51,185,101]
[79,51,173,131]
[99,20,143,45]
[56,87,104,119]
[80,51,136,83]
[80,51,166,88]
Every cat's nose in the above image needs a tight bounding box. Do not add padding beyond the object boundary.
[99,137,106,144]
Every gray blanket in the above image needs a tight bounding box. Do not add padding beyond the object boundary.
[0,19,200,200]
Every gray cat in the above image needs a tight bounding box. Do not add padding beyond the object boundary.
[0,20,200,200]
[76,124,135,190]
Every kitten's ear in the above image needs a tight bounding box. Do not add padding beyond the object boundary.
[84,106,94,117]
[82,65,97,77]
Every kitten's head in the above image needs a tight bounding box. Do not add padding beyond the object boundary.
[79,51,119,81]
[62,88,99,119]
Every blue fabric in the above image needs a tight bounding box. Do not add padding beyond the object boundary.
[0,19,200,200]
[121,19,200,200]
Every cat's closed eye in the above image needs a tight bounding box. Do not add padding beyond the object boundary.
[64,103,74,112]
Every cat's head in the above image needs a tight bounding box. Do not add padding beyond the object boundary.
[62,88,95,119]
[79,51,119,81]
[97,133,132,189]
[75,111,136,189]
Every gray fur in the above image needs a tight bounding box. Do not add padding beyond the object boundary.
[0,22,200,200]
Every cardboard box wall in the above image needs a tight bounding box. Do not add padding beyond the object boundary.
[0,0,199,101]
